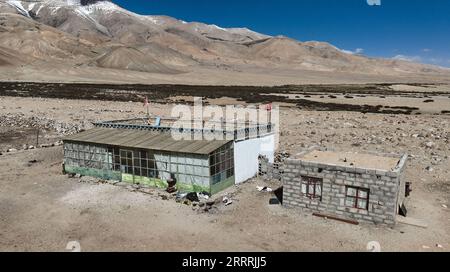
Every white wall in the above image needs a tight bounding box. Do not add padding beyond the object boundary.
[234,134,275,184]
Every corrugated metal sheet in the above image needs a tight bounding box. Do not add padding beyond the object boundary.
[63,128,231,155]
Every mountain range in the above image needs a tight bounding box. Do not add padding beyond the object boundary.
[1,0,449,85]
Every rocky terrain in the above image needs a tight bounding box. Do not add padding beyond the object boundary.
[0,94,448,251]
[0,0,449,84]
[0,0,448,253]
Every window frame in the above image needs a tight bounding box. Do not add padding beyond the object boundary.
[300,176,323,201]
[345,186,370,210]
[209,142,234,184]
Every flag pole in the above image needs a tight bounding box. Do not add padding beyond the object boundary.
[144,96,150,118]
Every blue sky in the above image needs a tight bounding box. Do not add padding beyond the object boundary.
[113,0,450,67]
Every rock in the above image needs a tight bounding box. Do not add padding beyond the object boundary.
[425,166,434,172]
[183,199,191,205]
[223,196,233,206]
[436,244,444,249]
[7,148,18,153]
[28,145,35,150]
[442,204,448,209]
[424,142,435,148]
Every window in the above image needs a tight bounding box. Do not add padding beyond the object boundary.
[64,143,111,170]
[301,176,322,200]
[345,186,369,210]
[209,142,234,184]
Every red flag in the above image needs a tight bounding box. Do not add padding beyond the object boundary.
[143,96,149,107]
[265,103,273,112]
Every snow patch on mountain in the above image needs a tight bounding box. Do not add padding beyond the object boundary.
[3,0,271,41]
[147,16,163,25]
[6,0,31,17]
[211,24,227,31]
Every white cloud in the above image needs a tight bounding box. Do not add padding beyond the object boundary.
[367,0,381,6]
[341,48,364,55]
[392,55,422,62]
[422,48,432,52]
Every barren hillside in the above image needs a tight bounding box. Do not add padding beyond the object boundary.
[0,0,449,85]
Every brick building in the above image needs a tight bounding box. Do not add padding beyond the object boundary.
[282,148,408,226]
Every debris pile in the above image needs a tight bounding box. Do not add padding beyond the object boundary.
[1,140,63,155]
[173,191,227,212]
[0,113,85,135]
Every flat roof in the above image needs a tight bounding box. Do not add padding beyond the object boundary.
[299,150,401,172]
[93,117,275,141]
[63,128,231,155]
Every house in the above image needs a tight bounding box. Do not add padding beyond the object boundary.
[282,148,409,226]
[62,117,275,195]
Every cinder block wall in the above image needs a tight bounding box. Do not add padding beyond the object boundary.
[258,156,282,181]
[282,155,408,226]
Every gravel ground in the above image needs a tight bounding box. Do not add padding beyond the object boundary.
[0,96,448,252]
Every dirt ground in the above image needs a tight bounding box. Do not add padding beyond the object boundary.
[0,95,449,252]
